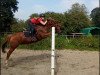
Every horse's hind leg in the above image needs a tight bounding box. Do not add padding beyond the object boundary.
[5,45,18,66]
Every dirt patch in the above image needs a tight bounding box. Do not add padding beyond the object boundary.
[1,49,99,75]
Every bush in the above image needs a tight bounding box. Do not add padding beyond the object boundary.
[18,35,99,51]
[1,34,99,51]
[67,36,99,50]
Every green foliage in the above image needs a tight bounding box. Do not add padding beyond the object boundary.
[11,20,27,32]
[18,35,99,51]
[68,3,88,15]
[18,35,68,50]
[55,35,68,49]
[91,7,100,28]
[62,3,91,34]
[0,35,99,51]
[45,12,66,24]
[30,13,39,18]
[0,0,18,33]
[67,36,99,50]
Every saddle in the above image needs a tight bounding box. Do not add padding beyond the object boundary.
[23,30,37,42]
[23,27,35,37]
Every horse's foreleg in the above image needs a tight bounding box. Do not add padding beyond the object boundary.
[42,32,51,38]
[5,48,15,66]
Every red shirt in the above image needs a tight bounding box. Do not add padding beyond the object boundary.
[30,18,43,24]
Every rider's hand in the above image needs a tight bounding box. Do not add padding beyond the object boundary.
[45,20,47,23]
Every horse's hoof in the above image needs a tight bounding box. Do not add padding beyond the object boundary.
[5,60,8,67]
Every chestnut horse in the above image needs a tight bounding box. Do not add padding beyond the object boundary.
[1,18,61,66]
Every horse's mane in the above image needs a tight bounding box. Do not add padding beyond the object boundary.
[47,18,59,23]
[46,18,60,27]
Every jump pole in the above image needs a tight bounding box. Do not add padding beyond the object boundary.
[51,27,55,75]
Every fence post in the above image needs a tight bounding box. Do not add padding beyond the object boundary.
[51,27,55,75]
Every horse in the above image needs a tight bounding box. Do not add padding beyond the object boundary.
[1,18,61,66]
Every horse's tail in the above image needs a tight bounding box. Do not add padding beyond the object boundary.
[2,41,7,53]
[2,34,12,53]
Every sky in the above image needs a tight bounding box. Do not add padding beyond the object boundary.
[14,0,99,20]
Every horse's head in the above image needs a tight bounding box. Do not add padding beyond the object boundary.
[46,18,61,34]
[54,23,61,34]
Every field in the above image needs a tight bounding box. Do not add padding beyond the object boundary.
[1,49,99,75]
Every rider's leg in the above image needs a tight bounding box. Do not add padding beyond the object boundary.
[27,20,36,37]
[31,25,36,36]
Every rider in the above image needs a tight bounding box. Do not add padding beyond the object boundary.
[27,14,47,36]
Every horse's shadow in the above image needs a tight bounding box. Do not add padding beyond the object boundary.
[9,53,51,67]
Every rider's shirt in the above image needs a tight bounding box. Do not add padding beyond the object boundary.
[30,18,43,25]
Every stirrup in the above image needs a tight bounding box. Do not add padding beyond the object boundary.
[31,36,37,41]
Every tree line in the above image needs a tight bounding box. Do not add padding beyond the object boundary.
[0,0,100,35]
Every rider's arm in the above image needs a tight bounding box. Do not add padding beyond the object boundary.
[40,20,47,25]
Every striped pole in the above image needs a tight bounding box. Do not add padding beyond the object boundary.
[51,27,55,75]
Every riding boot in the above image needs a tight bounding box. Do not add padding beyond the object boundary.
[31,28,36,37]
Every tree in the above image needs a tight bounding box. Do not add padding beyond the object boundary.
[44,12,66,24]
[11,19,27,32]
[28,3,91,35]
[62,3,91,34]
[69,3,88,15]
[90,7,100,28]
[0,0,18,33]
[30,13,39,18]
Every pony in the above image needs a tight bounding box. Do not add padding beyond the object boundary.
[1,18,61,66]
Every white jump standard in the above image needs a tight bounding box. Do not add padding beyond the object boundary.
[51,27,56,75]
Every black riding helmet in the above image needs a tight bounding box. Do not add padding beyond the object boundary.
[39,14,45,17]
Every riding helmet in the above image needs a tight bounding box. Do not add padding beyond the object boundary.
[39,14,45,17]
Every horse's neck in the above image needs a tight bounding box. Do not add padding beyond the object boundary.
[38,19,56,31]
[44,24,52,31]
